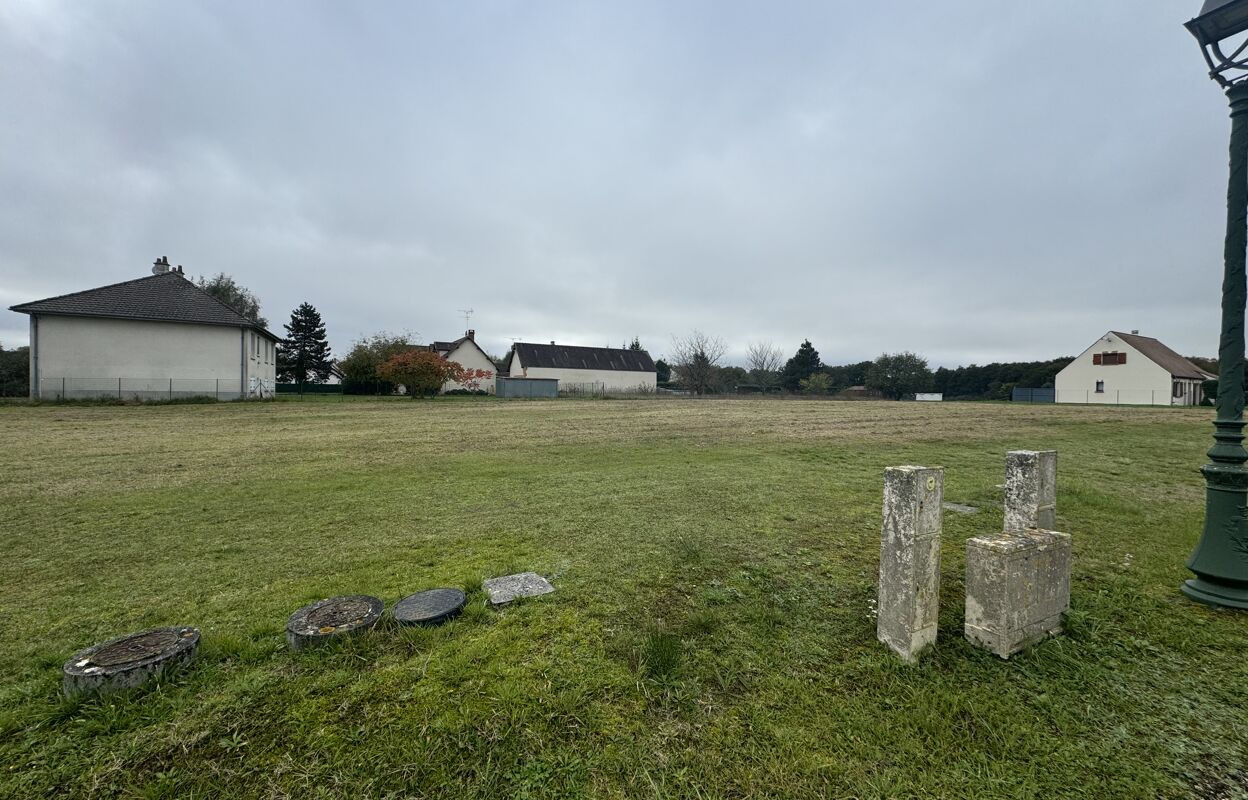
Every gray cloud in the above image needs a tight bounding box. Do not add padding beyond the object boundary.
[0,1,1233,367]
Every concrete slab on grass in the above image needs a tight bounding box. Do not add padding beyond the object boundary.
[484,572,555,605]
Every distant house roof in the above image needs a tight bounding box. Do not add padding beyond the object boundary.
[1112,331,1214,381]
[512,342,656,372]
[9,271,279,339]
[431,337,468,354]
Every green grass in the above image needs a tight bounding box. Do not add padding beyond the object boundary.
[0,398,1245,799]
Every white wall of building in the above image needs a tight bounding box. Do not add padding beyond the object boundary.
[442,341,498,393]
[242,327,278,397]
[32,314,274,399]
[1055,332,1173,406]
[508,352,655,392]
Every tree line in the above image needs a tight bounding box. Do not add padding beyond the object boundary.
[665,332,1074,400]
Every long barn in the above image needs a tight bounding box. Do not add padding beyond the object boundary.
[506,342,656,393]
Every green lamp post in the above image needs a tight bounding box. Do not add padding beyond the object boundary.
[1183,0,1248,608]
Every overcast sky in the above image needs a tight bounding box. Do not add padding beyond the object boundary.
[0,1,1236,367]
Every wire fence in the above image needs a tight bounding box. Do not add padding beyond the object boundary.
[36,377,275,401]
[1012,387,1206,406]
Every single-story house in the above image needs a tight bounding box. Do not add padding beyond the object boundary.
[429,329,497,392]
[1054,330,1214,406]
[9,258,281,400]
[323,360,346,385]
[506,342,656,393]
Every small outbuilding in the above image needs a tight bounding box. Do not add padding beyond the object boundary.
[9,259,280,400]
[495,376,558,398]
[1054,330,1213,406]
[506,342,656,393]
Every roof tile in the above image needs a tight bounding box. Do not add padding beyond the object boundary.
[10,272,278,338]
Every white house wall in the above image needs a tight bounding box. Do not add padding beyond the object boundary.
[33,314,273,400]
[442,342,498,393]
[1054,332,1172,405]
[243,327,278,398]
[520,366,656,392]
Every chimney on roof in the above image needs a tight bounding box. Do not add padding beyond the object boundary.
[467,329,475,341]
[151,256,170,275]
[550,340,556,346]
[1131,329,1139,334]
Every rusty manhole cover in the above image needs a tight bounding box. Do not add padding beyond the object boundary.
[286,595,383,651]
[307,598,373,631]
[393,588,466,627]
[62,626,200,698]
[90,629,182,666]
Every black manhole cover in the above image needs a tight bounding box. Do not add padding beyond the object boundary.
[286,595,383,651]
[393,588,467,626]
[62,626,200,698]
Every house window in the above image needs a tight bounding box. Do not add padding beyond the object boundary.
[1095,380,1104,393]
[1093,352,1126,366]
[1174,381,1184,399]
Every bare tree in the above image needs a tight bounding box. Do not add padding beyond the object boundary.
[745,340,783,390]
[670,330,727,395]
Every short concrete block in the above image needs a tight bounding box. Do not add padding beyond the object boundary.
[1004,450,1056,532]
[484,572,555,605]
[965,529,1071,658]
[877,465,943,662]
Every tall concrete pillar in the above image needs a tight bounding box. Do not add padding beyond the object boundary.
[877,466,943,662]
[1004,450,1056,531]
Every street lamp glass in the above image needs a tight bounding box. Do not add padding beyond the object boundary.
[1187,0,1248,46]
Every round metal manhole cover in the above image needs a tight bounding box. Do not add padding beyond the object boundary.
[307,598,375,631]
[90,629,183,666]
[393,588,467,627]
[286,595,383,650]
[62,626,200,697]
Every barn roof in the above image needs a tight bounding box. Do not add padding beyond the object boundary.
[9,271,279,339]
[512,342,656,372]
[1112,331,1213,380]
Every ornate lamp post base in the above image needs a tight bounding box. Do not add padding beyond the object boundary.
[1183,456,1248,608]
[1183,80,1248,609]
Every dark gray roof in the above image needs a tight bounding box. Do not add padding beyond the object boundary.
[1112,331,1214,380]
[513,342,656,372]
[431,338,466,353]
[9,272,279,339]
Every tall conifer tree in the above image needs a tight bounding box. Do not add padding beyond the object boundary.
[278,303,333,384]
[781,339,822,391]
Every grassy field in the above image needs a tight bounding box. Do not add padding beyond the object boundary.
[0,398,1245,799]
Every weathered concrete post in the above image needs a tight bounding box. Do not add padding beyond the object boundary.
[877,466,943,662]
[1004,450,1056,531]
[965,529,1071,658]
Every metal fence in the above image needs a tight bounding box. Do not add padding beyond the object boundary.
[37,377,272,401]
[1014,387,1199,406]
[1012,388,1056,403]
[558,381,606,397]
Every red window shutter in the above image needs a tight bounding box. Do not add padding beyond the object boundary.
[1119,352,1125,364]
[1093,354,1102,365]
